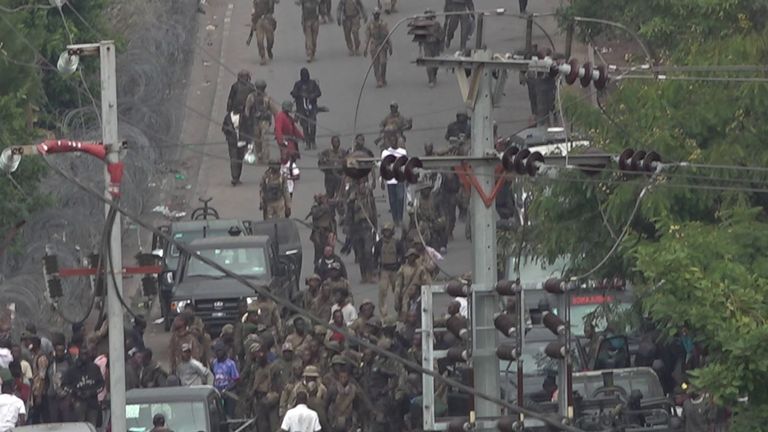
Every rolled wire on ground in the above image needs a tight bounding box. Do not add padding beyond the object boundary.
[0,0,198,333]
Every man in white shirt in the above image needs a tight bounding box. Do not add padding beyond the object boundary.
[0,378,26,431]
[330,288,358,326]
[176,343,212,386]
[380,137,407,227]
[280,391,321,432]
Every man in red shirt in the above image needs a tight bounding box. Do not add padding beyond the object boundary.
[274,100,304,163]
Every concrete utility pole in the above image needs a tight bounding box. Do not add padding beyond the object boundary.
[468,49,501,429]
[98,40,126,432]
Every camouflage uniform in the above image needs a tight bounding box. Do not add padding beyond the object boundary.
[373,223,404,318]
[364,13,392,87]
[443,0,474,51]
[300,0,321,61]
[418,14,444,86]
[243,83,274,163]
[308,196,336,263]
[281,366,328,428]
[260,165,291,220]
[318,146,346,198]
[345,181,377,283]
[337,0,367,55]
[248,0,278,65]
[394,250,431,321]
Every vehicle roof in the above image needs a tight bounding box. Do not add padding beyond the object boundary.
[13,424,97,432]
[250,219,301,247]
[187,235,270,250]
[126,385,218,403]
[171,219,245,232]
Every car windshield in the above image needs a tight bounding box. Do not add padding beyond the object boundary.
[572,370,663,400]
[185,247,268,278]
[126,401,207,432]
[170,230,231,257]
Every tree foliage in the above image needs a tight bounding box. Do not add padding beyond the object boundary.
[0,0,108,238]
[523,1,768,421]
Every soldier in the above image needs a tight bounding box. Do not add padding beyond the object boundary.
[272,342,299,393]
[243,79,274,164]
[253,295,283,340]
[299,0,321,62]
[373,222,404,318]
[303,273,323,309]
[285,316,311,352]
[248,343,280,432]
[364,8,392,88]
[349,299,375,337]
[282,366,329,428]
[443,0,475,50]
[322,264,352,303]
[259,160,291,220]
[291,68,322,149]
[394,249,431,321]
[361,346,401,432]
[169,315,201,374]
[247,0,277,65]
[226,70,253,114]
[379,102,413,142]
[327,368,373,432]
[445,110,471,141]
[310,280,334,324]
[417,10,444,87]
[337,0,367,55]
[343,179,377,283]
[353,133,375,156]
[322,354,348,388]
[318,136,346,198]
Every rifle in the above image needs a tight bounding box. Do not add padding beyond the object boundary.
[246,28,254,46]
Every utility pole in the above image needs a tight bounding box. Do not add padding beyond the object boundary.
[468,49,500,430]
[99,40,126,432]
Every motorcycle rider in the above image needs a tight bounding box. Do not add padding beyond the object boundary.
[290,68,322,150]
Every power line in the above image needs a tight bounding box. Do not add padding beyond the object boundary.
[40,152,584,432]
[0,3,55,13]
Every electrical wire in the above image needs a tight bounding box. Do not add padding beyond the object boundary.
[0,3,55,13]
[41,147,584,432]
[105,203,140,319]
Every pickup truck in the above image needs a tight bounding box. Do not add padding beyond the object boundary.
[153,219,253,330]
[166,235,299,335]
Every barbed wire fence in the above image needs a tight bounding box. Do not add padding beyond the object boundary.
[0,0,198,335]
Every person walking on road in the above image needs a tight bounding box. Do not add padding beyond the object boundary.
[318,136,346,198]
[221,109,247,186]
[247,0,277,65]
[260,161,291,220]
[275,100,304,162]
[281,153,301,201]
[244,79,274,164]
[280,391,321,432]
[381,136,407,227]
[364,8,392,87]
[226,70,254,114]
[443,0,475,51]
[291,68,322,150]
[373,222,404,318]
[299,0,321,62]
[337,0,367,55]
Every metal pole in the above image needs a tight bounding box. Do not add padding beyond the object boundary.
[100,40,126,432]
[470,50,500,429]
[474,13,485,50]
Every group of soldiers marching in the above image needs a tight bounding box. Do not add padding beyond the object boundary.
[244,0,478,88]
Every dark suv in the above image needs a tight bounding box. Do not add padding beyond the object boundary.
[166,235,298,335]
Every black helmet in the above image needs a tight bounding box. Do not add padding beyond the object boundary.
[254,79,267,90]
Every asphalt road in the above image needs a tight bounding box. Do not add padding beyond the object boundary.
[145,0,569,365]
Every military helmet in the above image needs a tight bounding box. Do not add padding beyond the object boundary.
[457,110,468,119]
[383,316,398,328]
[359,298,374,309]
[405,248,419,258]
[331,355,348,366]
[424,9,436,18]
[382,222,395,232]
[238,69,251,81]
[253,79,267,90]
[372,7,381,15]
[389,101,398,109]
[303,365,321,377]
[282,100,294,111]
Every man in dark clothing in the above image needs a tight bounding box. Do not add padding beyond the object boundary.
[45,342,72,423]
[62,346,104,425]
[227,70,254,114]
[290,68,322,150]
[126,315,147,351]
[222,110,248,186]
[444,111,471,141]
[139,349,168,388]
[315,246,348,281]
